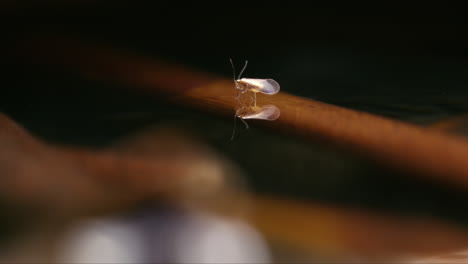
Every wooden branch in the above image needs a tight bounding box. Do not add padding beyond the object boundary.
[16,34,468,189]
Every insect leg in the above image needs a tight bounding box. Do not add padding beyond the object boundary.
[230,113,238,141]
[235,89,241,101]
[239,117,249,129]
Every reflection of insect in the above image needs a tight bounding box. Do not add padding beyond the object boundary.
[236,105,280,121]
[231,105,281,140]
[229,59,281,140]
[229,59,280,106]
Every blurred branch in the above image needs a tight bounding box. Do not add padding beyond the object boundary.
[14,34,468,189]
[0,113,236,219]
[429,113,468,136]
[0,113,246,261]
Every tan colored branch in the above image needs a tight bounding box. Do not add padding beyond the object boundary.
[16,34,468,188]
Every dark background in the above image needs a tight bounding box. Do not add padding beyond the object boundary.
[4,2,468,122]
[3,2,468,226]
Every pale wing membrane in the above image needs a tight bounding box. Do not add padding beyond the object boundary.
[240,105,280,120]
[239,78,280,95]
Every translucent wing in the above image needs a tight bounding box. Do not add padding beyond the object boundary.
[240,105,280,121]
[239,78,280,95]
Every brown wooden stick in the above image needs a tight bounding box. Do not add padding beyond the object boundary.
[16,34,468,188]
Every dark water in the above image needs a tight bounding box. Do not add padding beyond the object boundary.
[4,4,468,227]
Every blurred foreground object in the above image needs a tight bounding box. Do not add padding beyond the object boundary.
[0,113,256,263]
[57,208,270,263]
[0,113,246,218]
[2,111,468,262]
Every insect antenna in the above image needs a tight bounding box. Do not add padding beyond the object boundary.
[238,60,248,79]
[229,58,236,82]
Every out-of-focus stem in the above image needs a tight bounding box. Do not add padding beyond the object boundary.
[15,34,468,189]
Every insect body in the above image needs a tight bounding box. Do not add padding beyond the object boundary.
[230,59,280,107]
[229,59,281,140]
[234,78,280,95]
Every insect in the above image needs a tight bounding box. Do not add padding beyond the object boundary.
[229,59,281,140]
[229,59,280,107]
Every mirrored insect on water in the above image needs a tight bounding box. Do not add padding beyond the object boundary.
[236,105,280,121]
[229,59,281,140]
[230,104,281,140]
